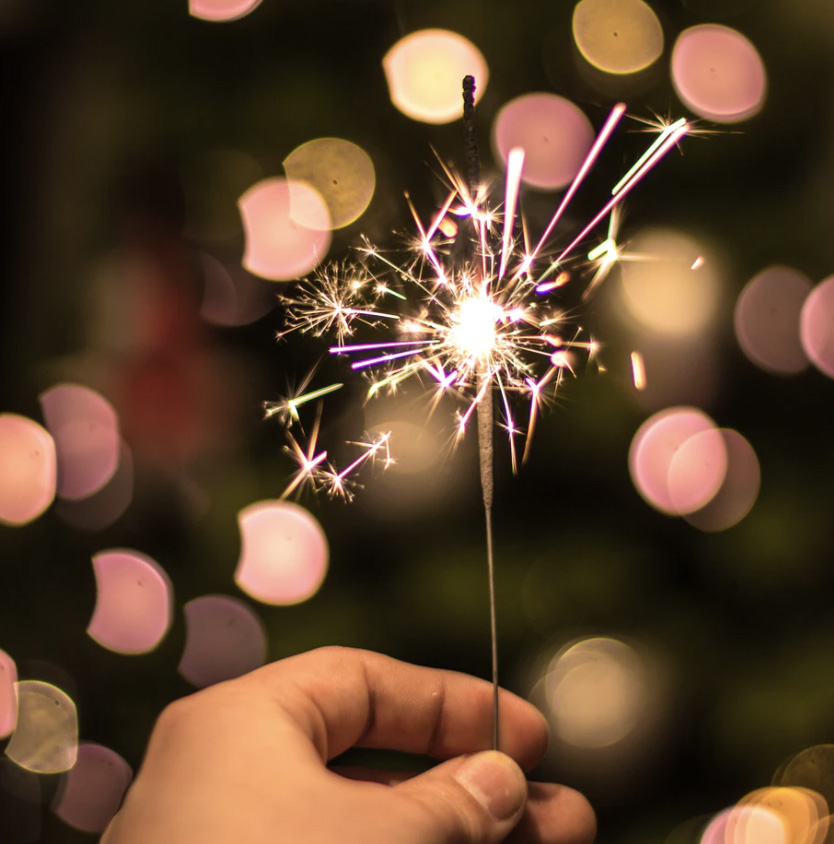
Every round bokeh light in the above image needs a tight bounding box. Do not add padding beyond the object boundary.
[238,177,331,281]
[178,595,267,688]
[629,406,723,515]
[572,0,664,75]
[188,0,262,23]
[736,786,828,844]
[800,274,834,379]
[492,93,594,190]
[735,266,812,375]
[671,24,766,123]
[55,439,133,532]
[382,29,488,124]
[666,426,728,515]
[52,743,132,834]
[0,413,57,526]
[684,429,760,532]
[283,138,375,230]
[5,681,78,775]
[87,549,174,655]
[544,637,649,748]
[39,383,121,501]
[619,228,720,336]
[235,500,329,605]
[0,649,17,739]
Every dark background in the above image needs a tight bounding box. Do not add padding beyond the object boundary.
[3,0,834,841]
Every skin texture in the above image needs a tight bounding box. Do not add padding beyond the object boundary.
[102,647,596,844]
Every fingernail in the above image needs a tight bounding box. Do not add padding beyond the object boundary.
[454,751,527,820]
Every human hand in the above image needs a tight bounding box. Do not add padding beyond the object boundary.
[102,647,596,844]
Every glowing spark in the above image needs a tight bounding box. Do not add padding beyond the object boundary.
[281,409,329,499]
[611,117,687,196]
[631,351,647,391]
[499,147,525,279]
[691,255,705,270]
[319,432,392,501]
[583,206,623,300]
[276,104,689,476]
[587,238,618,263]
[264,382,344,425]
[535,272,570,295]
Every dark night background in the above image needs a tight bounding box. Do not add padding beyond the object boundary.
[3,0,834,841]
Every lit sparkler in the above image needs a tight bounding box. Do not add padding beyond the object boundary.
[272,82,689,747]
[277,97,688,474]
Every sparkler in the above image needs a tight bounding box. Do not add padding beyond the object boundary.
[271,82,689,748]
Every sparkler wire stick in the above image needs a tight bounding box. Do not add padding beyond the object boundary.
[463,74,500,752]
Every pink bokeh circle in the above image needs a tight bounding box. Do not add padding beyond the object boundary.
[52,743,132,833]
[0,413,57,526]
[178,595,267,687]
[188,0,262,22]
[684,430,761,532]
[735,266,811,375]
[629,406,722,515]
[492,93,594,190]
[87,550,173,655]
[671,24,766,123]
[238,177,331,281]
[235,500,329,605]
[800,274,834,379]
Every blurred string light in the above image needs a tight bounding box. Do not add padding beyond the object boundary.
[39,383,121,501]
[618,228,721,336]
[0,650,16,739]
[572,0,664,75]
[188,0,262,23]
[178,595,267,687]
[382,29,488,124]
[283,138,376,230]
[234,500,328,605]
[5,681,78,775]
[86,550,174,655]
[671,24,767,123]
[51,743,132,834]
[735,266,813,375]
[491,93,595,190]
[800,274,834,378]
[238,177,332,281]
[0,413,56,526]
[629,406,760,529]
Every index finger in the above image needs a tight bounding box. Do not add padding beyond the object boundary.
[245,647,549,770]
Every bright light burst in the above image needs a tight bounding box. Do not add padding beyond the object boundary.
[272,102,689,492]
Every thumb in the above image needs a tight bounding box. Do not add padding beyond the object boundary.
[396,751,528,844]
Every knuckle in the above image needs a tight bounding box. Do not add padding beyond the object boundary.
[153,693,205,738]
